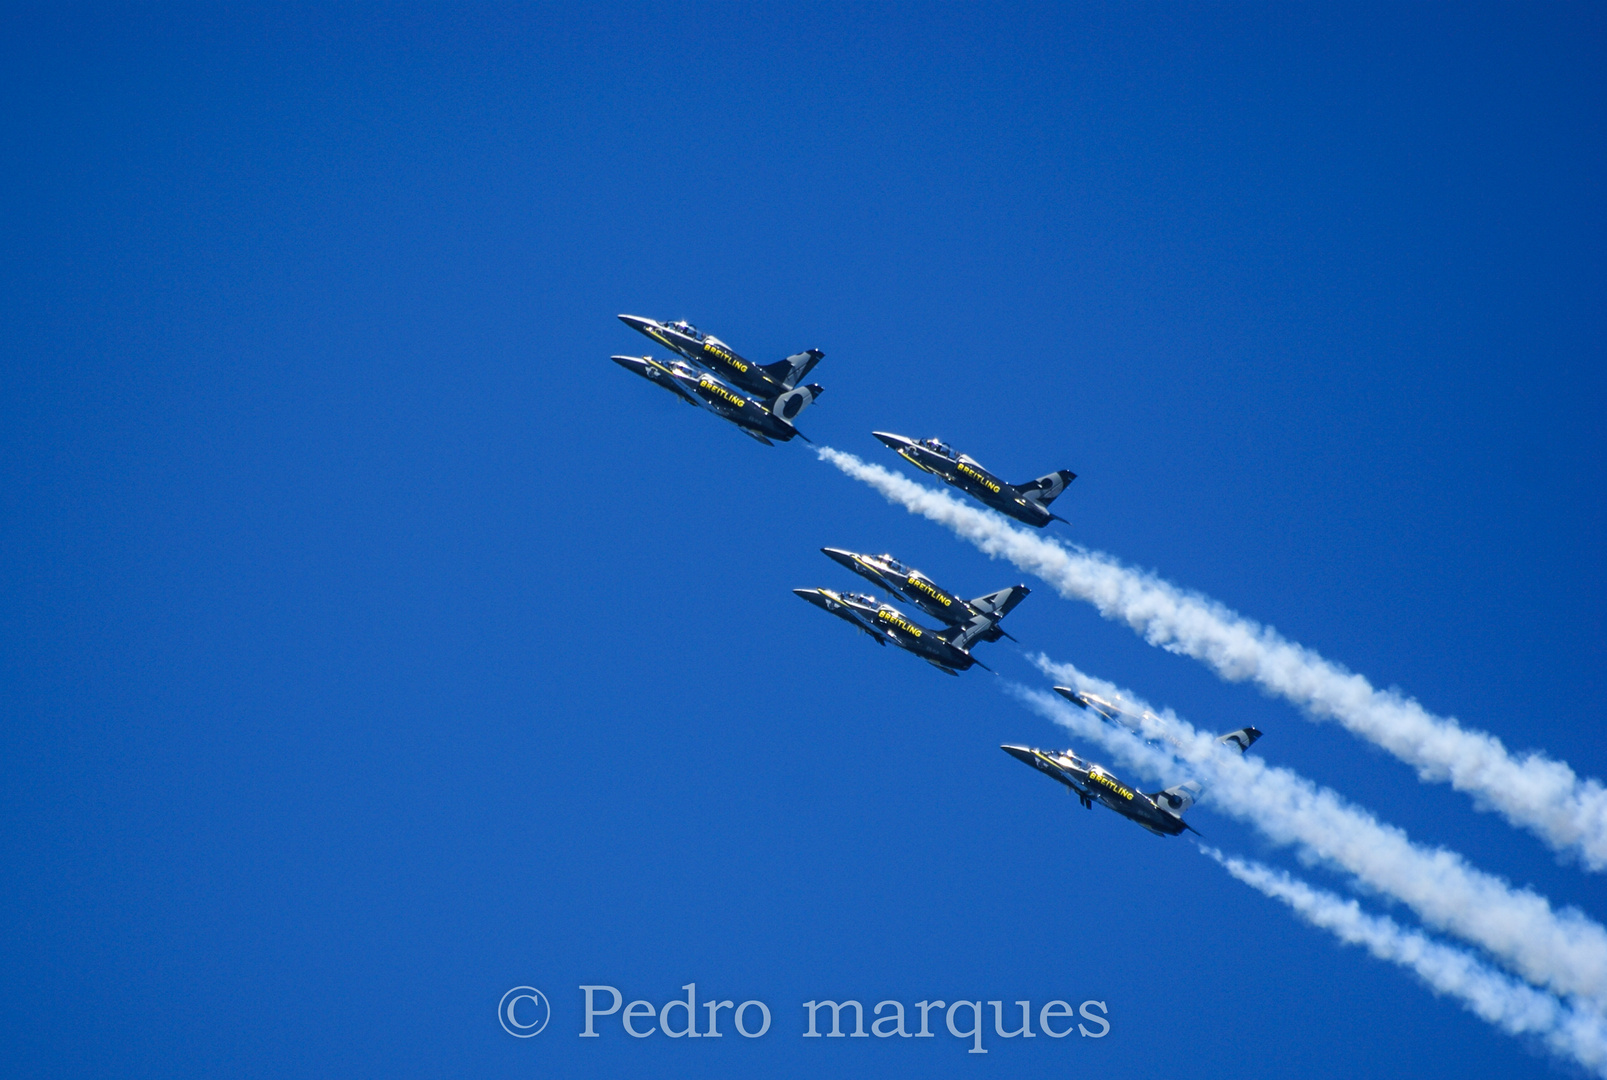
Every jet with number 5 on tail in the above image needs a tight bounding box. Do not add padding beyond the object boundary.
[611,355,823,445]
[1001,725,1262,836]
[819,547,1028,643]
[618,315,824,401]
[872,432,1075,527]
[792,587,1009,675]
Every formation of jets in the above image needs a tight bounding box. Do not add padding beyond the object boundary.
[610,312,1268,839]
[615,315,825,444]
[821,548,1026,643]
[795,549,1029,675]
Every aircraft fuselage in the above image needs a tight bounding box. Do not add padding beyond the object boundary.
[612,355,815,444]
[820,548,1003,640]
[872,432,1069,528]
[619,315,819,400]
[794,588,977,674]
[1002,744,1187,836]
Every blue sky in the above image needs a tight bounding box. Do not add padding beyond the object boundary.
[2,4,1604,1077]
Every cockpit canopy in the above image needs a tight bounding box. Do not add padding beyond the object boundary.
[921,437,956,458]
[845,592,880,606]
[670,320,704,341]
[876,554,910,574]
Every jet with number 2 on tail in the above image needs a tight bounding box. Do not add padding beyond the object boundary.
[872,432,1075,527]
[611,355,823,445]
[792,587,1009,675]
[819,547,1028,643]
[618,315,824,401]
[1001,724,1262,836]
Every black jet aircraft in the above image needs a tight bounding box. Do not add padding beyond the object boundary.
[618,315,823,401]
[1001,725,1262,837]
[872,432,1075,528]
[611,355,823,445]
[820,548,1028,643]
[792,587,1010,675]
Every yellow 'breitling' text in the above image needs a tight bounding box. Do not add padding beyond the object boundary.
[956,463,1002,493]
[698,377,748,408]
[1090,771,1133,800]
[906,576,952,606]
[875,610,923,637]
[704,344,747,371]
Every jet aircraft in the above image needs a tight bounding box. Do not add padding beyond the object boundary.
[819,547,1028,643]
[792,587,1010,675]
[618,315,823,400]
[1054,685,1165,739]
[611,355,823,445]
[1001,725,1262,836]
[872,432,1075,527]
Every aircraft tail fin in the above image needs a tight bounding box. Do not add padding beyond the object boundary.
[770,383,824,427]
[1015,470,1077,508]
[1216,727,1263,754]
[1150,780,1202,817]
[761,348,824,389]
[966,585,1030,619]
[938,609,1007,652]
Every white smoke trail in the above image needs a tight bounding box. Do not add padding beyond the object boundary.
[816,446,1607,870]
[1198,847,1607,1076]
[1007,659,1607,1011]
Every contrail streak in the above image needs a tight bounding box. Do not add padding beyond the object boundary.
[1198,847,1607,1076]
[1006,659,1607,1010]
[816,446,1607,870]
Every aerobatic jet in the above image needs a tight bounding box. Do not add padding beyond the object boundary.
[1054,685,1165,739]
[1000,725,1262,837]
[819,547,1028,643]
[618,315,823,400]
[792,587,1008,675]
[872,432,1075,527]
[611,355,823,445]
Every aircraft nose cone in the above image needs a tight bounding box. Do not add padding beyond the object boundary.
[872,431,907,449]
[794,588,838,613]
[618,314,655,334]
[1000,744,1038,767]
[820,548,859,571]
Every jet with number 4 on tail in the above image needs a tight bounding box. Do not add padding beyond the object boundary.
[618,315,824,401]
[871,432,1075,527]
[611,355,823,445]
[819,548,1028,643]
[1001,724,1262,836]
[792,587,1008,675]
